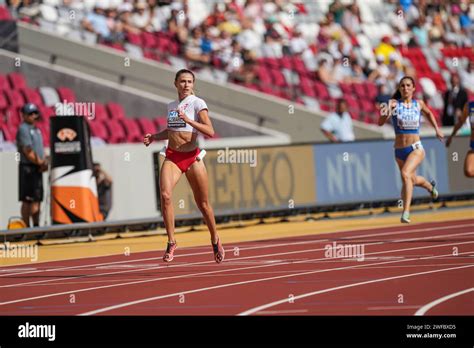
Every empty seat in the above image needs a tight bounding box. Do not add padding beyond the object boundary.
[56,87,76,103]
[38,86,61,107]
[154,117,167,131]
[0,6,13,20]
[7,72,27,90]
[4,90,25,108]
[21,88,43,106]
[137,117,157,134]
[120,118,142,143]
[92,103,108,121]
[38,105,56,121]
[104,119,126,143]
[0,75,9,91]
[5,107,22,128]
[88,120,109,141]
[0,92,8,110]
[126,32,142,46]
[106,102,126,119]
[0,125,15,142]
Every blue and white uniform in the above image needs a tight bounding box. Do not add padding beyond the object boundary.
[392,99,423,161]
[468,101,474,150]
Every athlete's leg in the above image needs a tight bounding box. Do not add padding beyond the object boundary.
[160,159,183,243]
[399,149,425,214]
[30,202,41,227]
[464,150,474,178]
[185,160,218,243]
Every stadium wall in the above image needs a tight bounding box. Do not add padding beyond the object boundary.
[16,22,383,142]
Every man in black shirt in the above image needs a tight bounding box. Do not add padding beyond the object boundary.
[442,74,468,126]
[93,162,112,220]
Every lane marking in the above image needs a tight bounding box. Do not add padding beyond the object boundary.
[2,230,473,290]
[80,250,474,316]
[2,221,472,278]
[414,287,474,316]
[239,264,474,316]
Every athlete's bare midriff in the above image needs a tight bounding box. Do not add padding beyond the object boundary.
[394,133,421,149]
[168,131,198,152]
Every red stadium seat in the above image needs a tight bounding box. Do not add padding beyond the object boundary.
[299,76,315,97]
[269,68,287,88]
[0,92,8,111]
[0,6,12,20]
[154,117,167,131]
[339,82,353,95]
[21,88,43,106]
[137,117,157,134]
[38,105,56,121]
[88,120,109,141]
[126,32,142,46]
[141,32,157,48]
[314,81,330,100]
[7,72,27,90]
[365,82,378,100]
[106,102,126,119]
[4,90,25,108]
[120,118,142,143]
[56,87,76,103]
[1,124,15,142]
[104,119,126,143]
[91,103,108,121]
[5,107,21,127]
[256,65,272,85]
[0,75,9,91]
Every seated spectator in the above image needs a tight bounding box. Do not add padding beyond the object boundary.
[236,17,261,53]
[130,2,153,32]
[329,0,345,25]
[374,36,396,64]
[317,58,337,85]
[289,27,308,55]
[118,4,141,35]
[460,61,474,94]
[442,74,468,126]
[185,26,210,65]
[342,3,362,37]
[320,99,355,142]
[368,55,391,86]
[410,16,429,47]
[261,33,283,58]
[82,4,111,41]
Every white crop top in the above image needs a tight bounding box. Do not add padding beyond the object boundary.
[166,95,208,133]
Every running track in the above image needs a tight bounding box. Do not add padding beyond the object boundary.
[1,219,473,316]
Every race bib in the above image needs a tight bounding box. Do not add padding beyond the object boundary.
[167,110,186,128]
[397,107,420,130]
[469,106,474,125]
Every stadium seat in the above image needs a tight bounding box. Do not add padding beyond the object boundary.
[106,102,126,120]
[5,107,21,128]
[313,81,330,100]
[7,72,27,90]
[104,119,126,143]
[4,90,25,108]
[141,31,157,49]
[126,32,142,46]
[0,75,9,91]
[0,6,12,20]
[21,88,44,106]
[88,120,109,141]
[0,92,8,111]
[120,118,142,143]
[137,117,157,134]
[92,103,108,121]
[38,86,61,107]
[154,117,167,131]
[56,87,76,103]
[0,125,14,142]
[38,105,56,121]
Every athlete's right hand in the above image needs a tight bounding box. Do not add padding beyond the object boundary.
[143,133,153,147]
[445,136,452,147]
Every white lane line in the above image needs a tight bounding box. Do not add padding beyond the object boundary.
[79,249,474,316]
[368,306,423,310]
[414,288,474,316]
[256,309,309,314]
[2,221,471,278]
[238,264,474,316]
[2,229,473,290]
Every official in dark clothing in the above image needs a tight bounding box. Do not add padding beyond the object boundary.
[442,74,468,126]
[16,103,48,227]
[93,162,112,220]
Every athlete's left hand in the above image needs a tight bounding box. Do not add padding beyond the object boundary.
[178,108,191,124]
[435,129,444,142]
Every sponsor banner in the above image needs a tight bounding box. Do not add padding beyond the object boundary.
[154,145,317,215]
[313,138,450,205]
[50,116,102,224]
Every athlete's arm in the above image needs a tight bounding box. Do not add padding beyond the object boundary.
[181,109,215,138]
[378,99,395,126]
[419,99,444,141]
[446,103,468,147]
[143,129,168,146]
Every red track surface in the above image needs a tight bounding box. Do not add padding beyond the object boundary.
[1,219,473,316]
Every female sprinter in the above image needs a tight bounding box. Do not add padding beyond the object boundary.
[143,69,225,263]
[378,76,444,223]
[446,100,474,177]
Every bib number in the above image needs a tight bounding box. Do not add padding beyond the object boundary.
[167,110,186,128]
